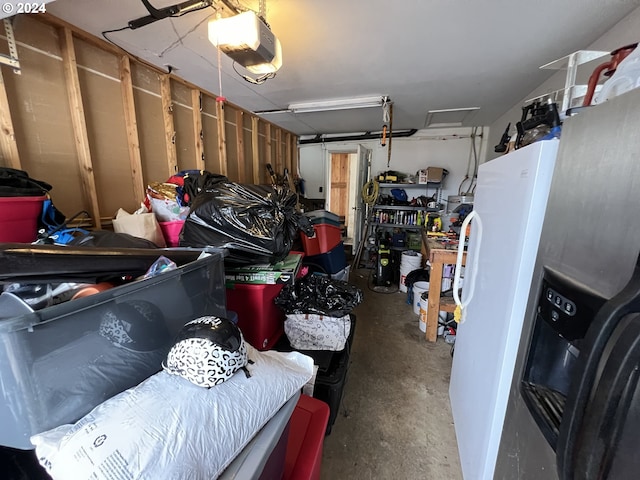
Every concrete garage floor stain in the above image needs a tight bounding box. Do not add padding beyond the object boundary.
[320,269,463,480]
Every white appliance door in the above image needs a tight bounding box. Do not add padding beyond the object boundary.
[449,139,559,480]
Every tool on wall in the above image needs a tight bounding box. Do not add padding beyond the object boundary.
[384,98,394,168]
[494,123,511,153]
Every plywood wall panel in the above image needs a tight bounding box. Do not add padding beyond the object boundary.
[201,94,220,174]
[171,80,196,171]
[224,104,239,182]
[0,38,84,216]
[74,35,119,77]
[243,114,253,184]
[76,53,134,216]
[131,64,168,185]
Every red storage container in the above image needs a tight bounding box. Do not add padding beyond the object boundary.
[0,195,46,243]
[301,224,341,256]
[283,394,330,480]
[226,283,285,350]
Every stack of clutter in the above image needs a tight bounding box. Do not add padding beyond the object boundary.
[301,210,349,282]
[274,274,363,434]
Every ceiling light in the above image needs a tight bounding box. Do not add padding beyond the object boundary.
[289,96,387,113]
[208,10,282,73]
[425,107,480,128]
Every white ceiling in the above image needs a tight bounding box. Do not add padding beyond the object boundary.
[14,0,640,135]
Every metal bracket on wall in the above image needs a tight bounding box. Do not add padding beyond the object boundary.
[0,18,21,74]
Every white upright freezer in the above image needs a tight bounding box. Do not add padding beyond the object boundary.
[448,139,559,479]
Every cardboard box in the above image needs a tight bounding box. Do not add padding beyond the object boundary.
[418,167,447,184]
[225,252,303,286]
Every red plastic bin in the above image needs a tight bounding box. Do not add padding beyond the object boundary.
[283,394,330,480]
[226,283,285,350]
[301,224,341,256]
[0,195,46,243]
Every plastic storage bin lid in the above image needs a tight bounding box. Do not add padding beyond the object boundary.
[0,252,227,450]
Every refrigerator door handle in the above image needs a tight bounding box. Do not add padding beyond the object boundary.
[453,210,482,323]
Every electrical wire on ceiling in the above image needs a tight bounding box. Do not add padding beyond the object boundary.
[458,126,482,195]
[100,0,277,86]
[101,0,219,54]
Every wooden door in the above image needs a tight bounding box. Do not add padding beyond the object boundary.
[330,153,350,228]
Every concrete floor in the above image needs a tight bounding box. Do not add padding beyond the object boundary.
[320,268,463,480]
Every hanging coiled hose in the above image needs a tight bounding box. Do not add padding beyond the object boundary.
[361,179,379,206]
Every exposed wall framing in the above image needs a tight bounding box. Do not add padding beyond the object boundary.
[0,14,298,227]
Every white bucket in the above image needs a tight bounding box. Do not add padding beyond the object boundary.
[419,292,429,332]
[399,251,423,293]
[412,281,429,315]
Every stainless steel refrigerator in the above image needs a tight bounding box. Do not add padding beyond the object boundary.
[492,87,640,479]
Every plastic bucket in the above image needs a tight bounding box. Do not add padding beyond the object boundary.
[399,250,422,293]
[412,281,429,315]
[419,292,428,333]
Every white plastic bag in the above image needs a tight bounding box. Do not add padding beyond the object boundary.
[284,313,351,351]
[31,346,313,480]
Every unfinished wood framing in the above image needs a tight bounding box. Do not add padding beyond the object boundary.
[119,55,145,206]
[265,123,272,173]
[0,14,299,224]
[216,100,228,176]
[0,68,21,169]
[191,89,205,171]
[251,116,260,184]
[59,27,101,228]
[285,132,292,173]
[160,75,178,177]
[235,110,246,182]
[275,129,283,174]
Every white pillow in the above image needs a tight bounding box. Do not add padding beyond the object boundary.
[31,345,313,480]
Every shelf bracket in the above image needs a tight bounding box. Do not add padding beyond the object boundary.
[0,18,21,74]
[530,50,609,114]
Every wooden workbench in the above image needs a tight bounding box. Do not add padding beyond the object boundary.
[421,232,466,342]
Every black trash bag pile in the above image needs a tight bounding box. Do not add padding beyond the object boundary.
[0,167,52,196]
[179,172,314,265]
[275,274,363,318]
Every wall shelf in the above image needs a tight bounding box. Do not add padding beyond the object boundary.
[371,223,423,231]
[373,205,440,212]
[378,182,443,189]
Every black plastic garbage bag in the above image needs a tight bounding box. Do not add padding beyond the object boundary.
[179,175,314,265]
[275,274,363,318]
[0,167,52,196]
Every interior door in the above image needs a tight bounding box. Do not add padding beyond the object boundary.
[353,144,371,248]
[329,153,349,230]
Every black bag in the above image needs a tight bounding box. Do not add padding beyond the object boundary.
[0,167,51,197]
[179,172,313,265]
[275,274,363,318]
